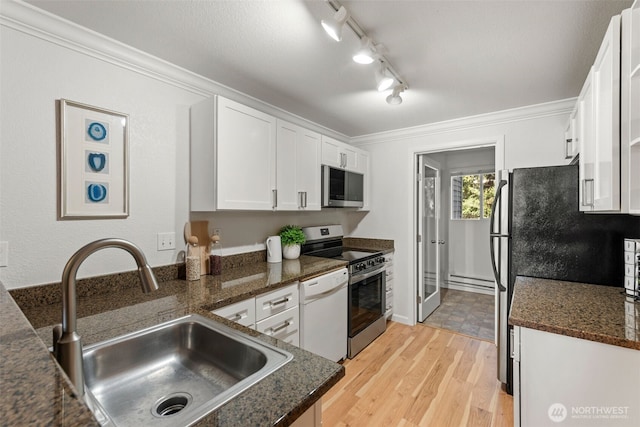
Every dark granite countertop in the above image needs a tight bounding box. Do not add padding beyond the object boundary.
[509,276,640,350]
[1,255,347,426]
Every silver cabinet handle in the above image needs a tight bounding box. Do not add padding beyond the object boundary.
[438,240,446,244]
[272,189,277,209]
[565,138,573,159]
[298,191,303,208]
[269,321,291,334]
[303,191,307,208]
[431,240,436,244]
[269,297,289,307]
[582,179,594,207]
[231,313,243,322]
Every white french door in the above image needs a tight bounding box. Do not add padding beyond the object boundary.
[417,155,442,322]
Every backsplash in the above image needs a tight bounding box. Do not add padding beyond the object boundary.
[9,250,269,310]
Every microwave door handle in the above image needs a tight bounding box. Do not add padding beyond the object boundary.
[489,179,508,292]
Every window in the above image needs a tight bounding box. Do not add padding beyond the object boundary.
[451,173,495,219]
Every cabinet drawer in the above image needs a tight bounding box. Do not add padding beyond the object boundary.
[211,298,255,327]
[255,283,299,322]
[385,277,394,291]
[256,306,299,346]
[625,264,638,277]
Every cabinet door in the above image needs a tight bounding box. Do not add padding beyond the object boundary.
[622,6,640,214]
[321,136,342,168]
[342,145,358,170]
[579,69,595,212]
[216,97,277,210]
[358,151,371,211]
[276,120,300,211]
[296,128,321,210]
[591,14,621,211]
[519,327,639,427]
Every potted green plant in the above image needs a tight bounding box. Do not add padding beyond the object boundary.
[279,225,306,260]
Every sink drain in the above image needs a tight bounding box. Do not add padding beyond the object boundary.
[152,393,192,418]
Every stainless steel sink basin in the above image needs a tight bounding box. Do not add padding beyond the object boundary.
[82,314,293,426]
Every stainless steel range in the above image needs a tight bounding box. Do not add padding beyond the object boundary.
[301,225,386,358]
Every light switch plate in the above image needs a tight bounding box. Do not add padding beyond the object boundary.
[0,241,8,267]
[157,233,176,251]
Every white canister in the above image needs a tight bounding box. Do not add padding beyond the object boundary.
[266,235,282,263]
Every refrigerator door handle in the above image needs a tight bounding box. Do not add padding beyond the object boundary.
[489,179,508,292]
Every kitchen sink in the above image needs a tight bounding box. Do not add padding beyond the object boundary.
[82,314,293,426]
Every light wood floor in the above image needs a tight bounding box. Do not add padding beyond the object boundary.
[322,322,513,427]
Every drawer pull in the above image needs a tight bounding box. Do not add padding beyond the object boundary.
[270,321,291,334]
[231,313,243,321]
[269,297,289,307]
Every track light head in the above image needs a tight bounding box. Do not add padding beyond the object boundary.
[321,6,350,42]
[386,84,405,105]
[353,37,377,64]
[375,64,395,92]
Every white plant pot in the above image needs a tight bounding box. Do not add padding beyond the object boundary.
[282,244,301,260]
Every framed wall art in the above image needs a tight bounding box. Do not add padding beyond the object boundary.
[58,99,129,219]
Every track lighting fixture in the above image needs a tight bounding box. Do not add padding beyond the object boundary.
[321,6,349,42]
[375,64,395,92]
[321,1,409,104]
[386,84,405,105]
[352,37,377,64]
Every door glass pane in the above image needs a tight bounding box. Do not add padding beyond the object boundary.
[483,173,496,218]
[423,167,438,298]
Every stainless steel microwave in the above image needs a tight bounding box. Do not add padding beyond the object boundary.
[322,165,364,208]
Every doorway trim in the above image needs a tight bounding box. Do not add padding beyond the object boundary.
[409,136,505,326]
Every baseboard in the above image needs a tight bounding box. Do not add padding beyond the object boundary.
[444,274,495,295]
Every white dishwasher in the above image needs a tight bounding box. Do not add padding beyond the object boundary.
[299,268,348,362]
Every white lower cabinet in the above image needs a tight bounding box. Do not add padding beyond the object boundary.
[384,251,394,319]
[256,306,300,346]
[514,326,640,427]
[211,283,300,346]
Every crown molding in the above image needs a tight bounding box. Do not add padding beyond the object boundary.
[0,0,348,140]
[350,98,576,146]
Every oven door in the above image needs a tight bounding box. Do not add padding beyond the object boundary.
[348,267,385,338]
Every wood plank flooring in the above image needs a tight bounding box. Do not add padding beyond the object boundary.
[322,322,513,427]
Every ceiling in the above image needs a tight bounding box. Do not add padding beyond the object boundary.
[26,0,633,137]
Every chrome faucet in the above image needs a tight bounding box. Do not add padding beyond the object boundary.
[53,238,159,396]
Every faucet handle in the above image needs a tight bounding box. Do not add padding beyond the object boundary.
[52,324,62,357]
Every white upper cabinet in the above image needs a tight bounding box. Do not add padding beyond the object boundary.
[321,136,357,170]
[563,107,579,163]
[276,120,321,211]
[579,15,621,212]
[191,96,277,211]
[622,4,640,214]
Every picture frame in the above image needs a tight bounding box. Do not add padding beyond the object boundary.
[58,99,129,219]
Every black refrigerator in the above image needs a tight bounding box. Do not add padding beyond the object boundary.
[490,164,640,395]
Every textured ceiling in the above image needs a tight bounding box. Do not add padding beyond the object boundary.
[26,0,633,137]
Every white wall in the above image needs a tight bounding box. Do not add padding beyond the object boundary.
[350,105,573,325]
[0,25,204,289]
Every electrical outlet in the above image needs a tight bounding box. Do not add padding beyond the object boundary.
[157,232,176,251]
[0,241,7,267]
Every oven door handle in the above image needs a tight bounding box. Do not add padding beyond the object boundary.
[350,266,386,283]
